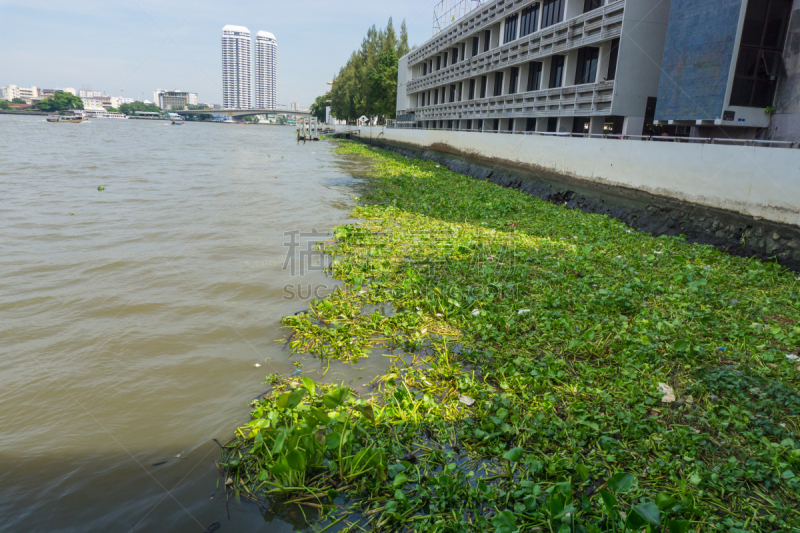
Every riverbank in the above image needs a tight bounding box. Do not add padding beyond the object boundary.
[223,140,800,532]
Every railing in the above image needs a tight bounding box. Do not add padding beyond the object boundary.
[378,124,799,148]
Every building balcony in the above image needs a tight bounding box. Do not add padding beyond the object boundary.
[410,80,614,121]
[407,0,624,94]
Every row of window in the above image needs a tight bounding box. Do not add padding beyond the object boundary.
[420,0,608,79]
[416,41,618,107]
[415,115,620,134]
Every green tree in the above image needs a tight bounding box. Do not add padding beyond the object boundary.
[0,100,9,110]
[33,91,84,112]
[11,97,26,104]
[329,18,412,124]
[309,94,330,122]
[118,101,162,115]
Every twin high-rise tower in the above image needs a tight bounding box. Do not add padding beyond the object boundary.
[221,25,277,109]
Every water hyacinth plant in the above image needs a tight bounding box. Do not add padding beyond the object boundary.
[222,140,800,532]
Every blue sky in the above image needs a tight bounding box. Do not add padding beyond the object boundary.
[0,0,437,107]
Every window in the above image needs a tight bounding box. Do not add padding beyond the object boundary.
[441,87,446,103]
[484,30,491,52]
[527,61,543,91]
[575,47,600,85]
[467,119,473,130]
[453,47,459,63]
[493,72,504,96]
[423,63,427,76]
[477,119,484,130]
[448,120,453,129]
[443,52,449,68]
[493,119,500,131]
[542,0,564,28]
[504,14,519,44]
[434,90,439,105]
[436,57,441,70]
[450,84,457,102]
[584,0,603,13]
[520,4,540,38]
[469,78,476,99]
[526,117,537,131]
[730,0,792,108]
[572,117,590,134]
[480,76,488,98]
[472,36,480,56]
[607,38,620,80]
[461,43,466,61]
[509,67,520,94]
[549,55,565,88]
[458,82,463,101]
[547,117,558,132]
[509,118,515,131]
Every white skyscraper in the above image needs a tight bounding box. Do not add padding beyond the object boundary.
[254,31,277,109]
[221,25,252,109]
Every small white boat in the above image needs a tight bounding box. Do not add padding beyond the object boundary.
[99,112,128,120]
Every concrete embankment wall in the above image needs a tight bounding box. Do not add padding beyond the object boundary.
[347,126,800,269]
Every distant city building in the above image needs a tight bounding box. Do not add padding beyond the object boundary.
[79,90,103,98]
[255,31,278,109]
[1,85,41,104]
[222,25,252,109]
[154,89,199,110]
[290,102,300,111]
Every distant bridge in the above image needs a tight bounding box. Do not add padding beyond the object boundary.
[176,108,312,119]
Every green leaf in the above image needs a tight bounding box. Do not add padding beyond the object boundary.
[322,386,351,409]
[781,469,795,479]
[673,339,690,352]
[300,376,316,396]
[277,388,307,410]
[556,481,572,498]
[271,428,287,456]
[326,488,339,503]
[625,509,646,531]
[325,431,343,450]
[286,449,306,471]
[666,519,688,533]
[309,407,330,426]
[607,472,635,494]
[577,419,599,431]
[491,510,516,533]
[599,489,617,512]
[577,464,590,481]
[267,459,290,476]
[354,404,375,423]
[502,447,524,462]
[392,473,408,487]
[549,495,564,519]
[656,492,679,511]
[632,501,661,526]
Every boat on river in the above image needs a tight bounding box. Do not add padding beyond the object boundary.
[47,115,86,123]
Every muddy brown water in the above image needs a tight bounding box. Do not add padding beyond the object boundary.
[0,115,381,532]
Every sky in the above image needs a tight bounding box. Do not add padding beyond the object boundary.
[0,0,440,107]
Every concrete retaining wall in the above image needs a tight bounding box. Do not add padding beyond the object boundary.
[346,126,800,269]
[357,127,800,226]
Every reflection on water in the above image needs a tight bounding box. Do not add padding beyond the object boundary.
[0,115,376,532]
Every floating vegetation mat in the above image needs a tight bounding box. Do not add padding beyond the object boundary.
[221,141,800,532]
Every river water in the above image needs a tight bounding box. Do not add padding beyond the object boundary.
[0,115,374,532]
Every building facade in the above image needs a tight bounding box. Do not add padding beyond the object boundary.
[1,85,42,104]
[154,89,199,110]
[255,31,277,109]
[397,0,672,135]
[222,25,252,109]
[654,0,799,141]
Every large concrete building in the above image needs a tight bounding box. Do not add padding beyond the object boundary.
[255,31,278,109]
[397,0,672,135]
[1,85,42,104]
[397,0,800,141]
[222,25,252,109]
[654,0,799,141]
[154,89,199,111]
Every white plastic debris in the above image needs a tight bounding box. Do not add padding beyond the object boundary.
[254,363,261,368]
[471,309,480,316]
[436,313,443,317]
[459,395,475,406]
[787,353,799,361]
[658,383,676,403]
[518,309,531,315]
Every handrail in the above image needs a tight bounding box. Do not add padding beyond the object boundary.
[374,124,798,149]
